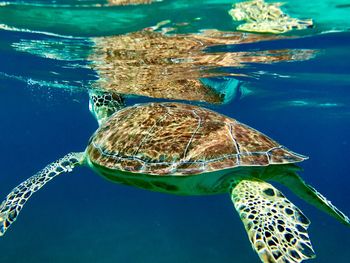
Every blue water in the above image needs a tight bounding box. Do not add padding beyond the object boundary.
[0,1,350,262]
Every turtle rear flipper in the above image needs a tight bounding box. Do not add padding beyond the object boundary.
[89,90,125,125]
[0,152,84,236]
[231,180,316,263]
[271,172,350,226]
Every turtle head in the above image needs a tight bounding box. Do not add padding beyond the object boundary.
[89,90,125,125]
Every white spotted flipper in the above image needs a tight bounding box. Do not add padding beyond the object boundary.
[231,180,316,263]
[0,152,84,236]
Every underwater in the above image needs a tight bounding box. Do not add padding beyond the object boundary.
[0,0,349,262]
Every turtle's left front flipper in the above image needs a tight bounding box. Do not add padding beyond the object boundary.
[230,180,316,263]
[0,152,84,236]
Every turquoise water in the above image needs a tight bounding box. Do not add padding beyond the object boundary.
[0,0,349,262]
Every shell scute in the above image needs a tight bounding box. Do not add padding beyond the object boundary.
[269,147,305,164]
[206,157,238,171]
[136,107,199,163]
[232,122,277,153]
[239,153,270,166]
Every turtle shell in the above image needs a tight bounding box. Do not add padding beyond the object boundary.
[86,103,306,175]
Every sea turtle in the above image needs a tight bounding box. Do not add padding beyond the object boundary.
[0,100,349,263]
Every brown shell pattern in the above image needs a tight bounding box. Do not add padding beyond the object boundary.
[87,103,306,175]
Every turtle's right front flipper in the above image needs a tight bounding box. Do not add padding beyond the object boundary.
[230,180,316,263]
[0,152,84,236]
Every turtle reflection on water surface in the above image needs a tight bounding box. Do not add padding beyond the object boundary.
[90,29,315,105]
[0,100,348,263]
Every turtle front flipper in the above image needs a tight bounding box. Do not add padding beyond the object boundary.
[270,172,350,226]
[89,90,125,125]
[0,152,84,236]
[230,180,316,263]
